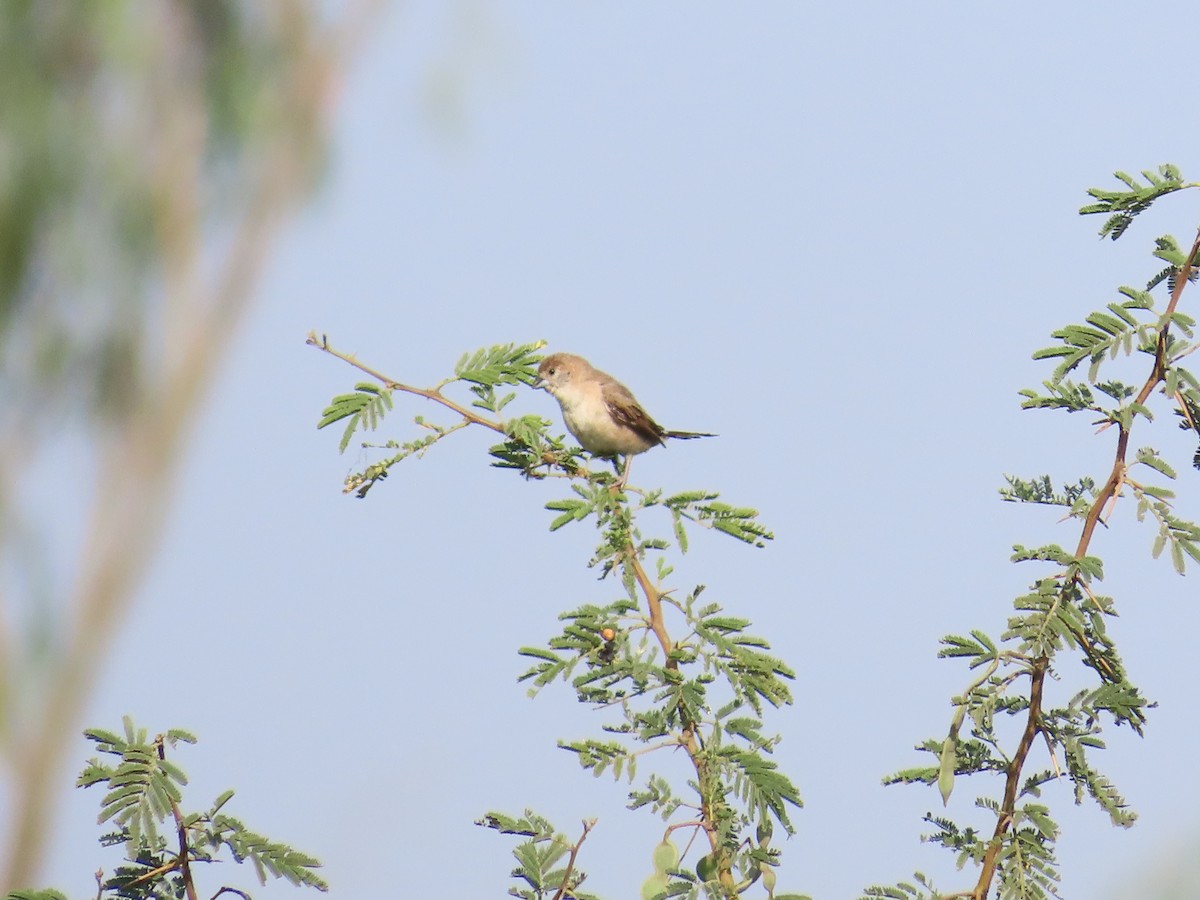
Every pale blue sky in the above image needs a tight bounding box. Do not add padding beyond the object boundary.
[41,3,1200,898]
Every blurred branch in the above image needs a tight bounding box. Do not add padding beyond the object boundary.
[0,0,387,889]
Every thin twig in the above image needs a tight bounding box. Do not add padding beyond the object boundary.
[972,657,1048,899]
[125,859,183,889]
[625,549,738,899]
[627,553,672,657]
[158,736,198,900]
[670,821,705,862]
[955,655,1002,703]
[306,332,508,434]
[1075,229,1200,558]
[630,739,688,758]
[550,819,596,900]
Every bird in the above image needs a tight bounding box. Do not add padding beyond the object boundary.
[535,352,715,489]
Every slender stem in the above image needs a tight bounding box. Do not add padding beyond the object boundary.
[627,552,672,655]
[306,333,507,434]
[1075,229,1200,559]
[626,550,737,899]
[172,802,197,900]
[669,820,706,866]
[158,736,198,900]
[972,657,1047,898]
[125,859,182,889]
[955,655,1002,704]
[550,819,595,900]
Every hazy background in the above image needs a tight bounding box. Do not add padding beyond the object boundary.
[7,2,1200,898]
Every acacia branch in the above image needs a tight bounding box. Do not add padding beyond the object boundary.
[550,819,596,900]
[627,552,672,656]
[626,549,737,899]
[306,332,507,435]
[1075,228,1200,558]
[970,228,1200,899]
[972,656,1047,899]
[313,336,743,897]
[151,735,199,900]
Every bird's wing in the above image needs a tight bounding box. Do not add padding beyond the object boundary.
[601,380,667,447]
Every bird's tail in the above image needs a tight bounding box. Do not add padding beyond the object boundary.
[664,430,716,440]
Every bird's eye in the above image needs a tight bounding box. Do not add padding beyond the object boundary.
[548,368,556,375]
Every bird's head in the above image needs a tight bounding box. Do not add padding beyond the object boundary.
[535,353,587,396]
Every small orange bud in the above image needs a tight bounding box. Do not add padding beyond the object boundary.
[600,627,616,642]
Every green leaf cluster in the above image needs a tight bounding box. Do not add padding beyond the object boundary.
[0,3,315,425]
[860,871,939,899]
[546,486,774,552]
[1079,164,1192,240]
[518,587,800,898]
[475,811,602,900]
[660,491,776,549]
[1027,287,1156,385]
[18,716,328,899]
[999,476,1094,519]
[455,341,544,389]
[78,721,196,860]
[318,382,394,453]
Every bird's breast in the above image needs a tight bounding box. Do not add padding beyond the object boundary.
[562,404,655,456]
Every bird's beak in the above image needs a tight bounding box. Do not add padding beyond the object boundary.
[533,376,547,391]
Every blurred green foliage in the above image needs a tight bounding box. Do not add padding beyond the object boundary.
[0,2,338,889]
[0,0,312,426]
